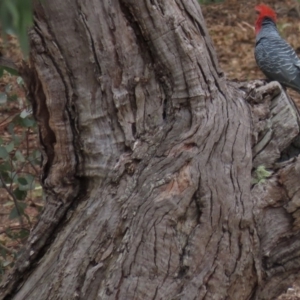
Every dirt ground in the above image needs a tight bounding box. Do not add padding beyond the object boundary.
[202,0,300,106]
[1,0,300,298]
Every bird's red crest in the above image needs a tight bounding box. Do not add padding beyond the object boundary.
[255,4,277,34]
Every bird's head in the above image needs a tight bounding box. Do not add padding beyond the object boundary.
[255,4,277,34]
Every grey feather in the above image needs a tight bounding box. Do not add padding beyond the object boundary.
[255,18,300,93]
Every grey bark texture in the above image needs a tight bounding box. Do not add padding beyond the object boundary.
[1,0,300,299]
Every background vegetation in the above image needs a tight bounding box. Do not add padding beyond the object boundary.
[0,0,42,279]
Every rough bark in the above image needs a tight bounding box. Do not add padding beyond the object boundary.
[1,0,300,299]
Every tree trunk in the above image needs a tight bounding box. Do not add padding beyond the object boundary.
[1,1,300,299]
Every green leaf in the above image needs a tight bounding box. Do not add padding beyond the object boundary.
[7,122,14,135]
[9,207,20,219]
[13,188,27,201]
[12,135,21,146]
[0,161,11,172]
[20,109,31,119]
[5,141,14,153]
[15,150,25,162]
[252,165,273,184]
[0,92,7,105]
[0,243,7,259]
[0,165,11,185]
[9,171,17,180]
[0,147,9,159]
[19,116,35,128]
[8,94,18,102]
[2,261,11,267]
[2,66,18,76]
[9,201,27,219]
[17,76,23,85]
[3,201,14,207]
[16,228,29,239]
[5,84,12,93]
[17,0,33,55]
[17,174,35,191]
[17,177,27,186]
[29,150,41,165]
[5,0,19,28]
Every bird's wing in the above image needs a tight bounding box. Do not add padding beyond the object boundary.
[265,37,300,81]
[294,60,300,70]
